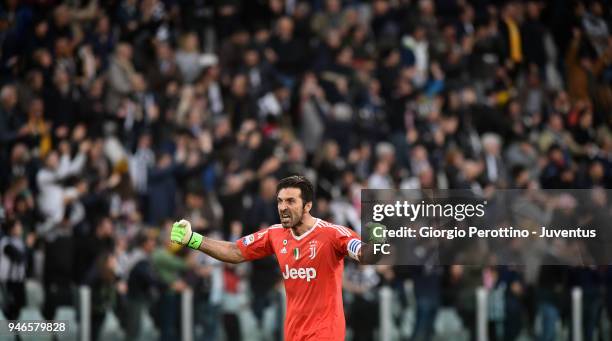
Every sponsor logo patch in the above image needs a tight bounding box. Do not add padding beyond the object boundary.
[281,265,317,282]
[243,234,255,246]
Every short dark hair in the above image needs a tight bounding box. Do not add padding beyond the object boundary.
[276,175,314,204]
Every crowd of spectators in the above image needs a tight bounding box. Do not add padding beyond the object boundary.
[0,0,611,340]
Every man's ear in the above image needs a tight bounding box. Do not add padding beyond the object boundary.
[304,201,312,214]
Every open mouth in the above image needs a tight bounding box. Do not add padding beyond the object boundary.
[281,213,291,222]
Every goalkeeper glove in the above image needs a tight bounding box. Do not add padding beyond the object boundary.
[364,222,387,244]
[170,219,204,250]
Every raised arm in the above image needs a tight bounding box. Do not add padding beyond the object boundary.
[170,219,245,264]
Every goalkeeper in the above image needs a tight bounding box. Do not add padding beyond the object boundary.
[170,175,385,341]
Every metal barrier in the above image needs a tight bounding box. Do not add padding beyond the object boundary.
[182,288,194,341]
[75,282,587,341]
[279,285,286,339]
[379,286,393,341]
[476,287,488,341]
[572,287,583,341]
[353,283,587,341]
[79,286,91,341]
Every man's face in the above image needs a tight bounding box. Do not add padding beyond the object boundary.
[277,188,308,228]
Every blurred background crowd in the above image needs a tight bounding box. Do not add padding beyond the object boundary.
[0,0,611,340]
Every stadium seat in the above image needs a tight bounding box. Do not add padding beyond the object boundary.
[434,307,467,340]
[25,279,44,309]
[54,306,78,341]
[98,311,125,341]
[140,310,160,341]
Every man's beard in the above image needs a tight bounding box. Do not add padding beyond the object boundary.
[281,207,304,229]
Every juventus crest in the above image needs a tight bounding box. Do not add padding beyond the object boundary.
[308,240,317,259]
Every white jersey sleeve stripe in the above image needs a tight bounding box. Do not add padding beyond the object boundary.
[329,222,351,236]
[337,225,352,236]
[319,220,354,237]
[332,226,349,236]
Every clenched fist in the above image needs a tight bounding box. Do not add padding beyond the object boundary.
[170,219,191,245]
[171,219,202,249]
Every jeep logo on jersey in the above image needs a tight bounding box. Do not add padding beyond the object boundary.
[282,265,317,282]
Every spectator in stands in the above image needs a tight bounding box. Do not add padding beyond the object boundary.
[75,216,116,284]
[146,152,179,225]
[0,219,31,320]
[176,32,205,84]
[36,140,88,231]
[191,231,224,341]
[0,85,26,151]
[411,264,443,341]
[444,265,480,340]
[152,232,190,341]
[124,230,162,340]
[268,16,306,87]
[481,133,508,188]
[85,251,127,341]
[106,42,136,114]
[344,262,380,341]
[42,207,76,321]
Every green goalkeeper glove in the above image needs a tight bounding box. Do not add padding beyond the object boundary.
[170,219,204,250]
[364,222,387,244]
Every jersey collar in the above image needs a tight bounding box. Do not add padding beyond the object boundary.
[289,218,320,241]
